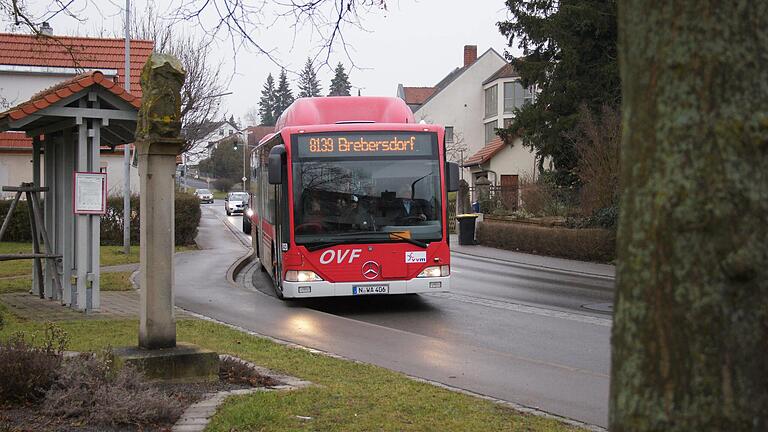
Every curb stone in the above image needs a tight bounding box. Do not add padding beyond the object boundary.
[171,354,312,432]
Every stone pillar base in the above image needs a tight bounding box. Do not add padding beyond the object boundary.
[113,342,219,383]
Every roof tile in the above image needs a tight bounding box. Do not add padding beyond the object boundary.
[402,87,436,105]
[463,137,507,167]
[0,70,141,124]
[0,33,153,98]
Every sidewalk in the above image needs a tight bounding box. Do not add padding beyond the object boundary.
[450,234,615,279]
[0,290,194,321]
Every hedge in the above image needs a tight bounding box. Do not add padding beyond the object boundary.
[1,192,201,246]
[476,220,616,263]
[0,199,33,242]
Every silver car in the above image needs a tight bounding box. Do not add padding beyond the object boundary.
[225,192,249,216]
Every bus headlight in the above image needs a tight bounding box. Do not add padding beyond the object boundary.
[285,270,324,282]
[245,208,254,217]
[417,265,450,278]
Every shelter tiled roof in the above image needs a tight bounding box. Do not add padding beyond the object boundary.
[402,87,436,105]
[0,33,153,97]
[0,70,140,122]
[463,137,506,167]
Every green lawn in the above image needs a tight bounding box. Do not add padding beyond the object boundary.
[0,311,583,432]
[1,242,196,277]
[0,271,134,294]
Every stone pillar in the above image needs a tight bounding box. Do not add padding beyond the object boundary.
[135,54,186,349]
[138,137,183,348]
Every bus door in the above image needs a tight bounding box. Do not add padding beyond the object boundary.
[267,143,289,288]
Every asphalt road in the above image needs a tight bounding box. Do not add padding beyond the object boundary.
[175,202,613,428]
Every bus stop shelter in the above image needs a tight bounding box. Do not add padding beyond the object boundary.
[0,71,139,311]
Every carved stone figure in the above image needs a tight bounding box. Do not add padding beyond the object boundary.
[135,54,185,143]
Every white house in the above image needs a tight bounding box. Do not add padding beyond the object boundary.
[0,30,150,196]
[183,118,241,167]
[397,45,539,191]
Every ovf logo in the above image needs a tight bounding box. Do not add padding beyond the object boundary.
[362,261,381,280]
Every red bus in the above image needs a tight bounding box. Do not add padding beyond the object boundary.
[244,96,459,299]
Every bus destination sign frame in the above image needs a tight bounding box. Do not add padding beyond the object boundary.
[295,132,435,158]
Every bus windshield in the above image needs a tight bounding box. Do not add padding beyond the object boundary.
[292,158,443,246]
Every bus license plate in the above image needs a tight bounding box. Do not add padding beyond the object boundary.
[353,285,389,295]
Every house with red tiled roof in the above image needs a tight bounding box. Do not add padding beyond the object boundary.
[0,28,152,196]
[396,85,435,112]
[397,45,541,199]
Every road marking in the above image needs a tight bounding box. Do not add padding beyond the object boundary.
[425,292,612,327]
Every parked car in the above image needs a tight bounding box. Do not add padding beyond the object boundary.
[225,191,249,216]
[194,188,213,204]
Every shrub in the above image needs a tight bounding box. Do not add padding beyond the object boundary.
[100,195,141,245]
[565,205,619,230]
[571,104,621,216]
[175,191,202,245]
[0,323,69,404]
[44,352,185,426]
[476,220,616,262]
[100,192,201,246]
[519,172,579,217]
[0,199,33,242]
[219,356,280,387]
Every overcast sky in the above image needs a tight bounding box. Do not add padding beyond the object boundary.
[6,0,520,125]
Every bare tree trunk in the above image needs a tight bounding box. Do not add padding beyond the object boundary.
[611,1,768,431]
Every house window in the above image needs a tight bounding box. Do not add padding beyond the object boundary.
[445,126,454,143]
[504,81,536,112]
[228,129,234,135]
[484,85,498,118]
[219,129,224,136]
[484,121,497,143]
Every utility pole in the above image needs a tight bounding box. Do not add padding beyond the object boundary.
[123,0,131,255]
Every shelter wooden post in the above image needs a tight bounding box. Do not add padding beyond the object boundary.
[31,137,42,295]
[43,135,58,299]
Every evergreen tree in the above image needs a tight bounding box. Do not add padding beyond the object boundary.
[258,74,277,126]
[273,69,295,120]
[497,0,620,185]
[297,58,323,98]
[328,63,351,96]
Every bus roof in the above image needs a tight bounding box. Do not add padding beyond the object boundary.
[275,96,415,129]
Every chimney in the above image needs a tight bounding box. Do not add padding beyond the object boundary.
[40,22,53,36]
[463,45,477,67]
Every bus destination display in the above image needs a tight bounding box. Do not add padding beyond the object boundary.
[296,132,434,158]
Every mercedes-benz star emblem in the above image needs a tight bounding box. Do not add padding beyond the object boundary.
[362,261,380,280]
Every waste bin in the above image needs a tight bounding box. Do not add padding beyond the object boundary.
[456,214,479,245]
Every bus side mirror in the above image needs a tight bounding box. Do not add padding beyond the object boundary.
[446,162,460,192]
[268,145,286,184]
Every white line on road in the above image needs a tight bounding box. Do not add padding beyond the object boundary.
[425,292,612,327]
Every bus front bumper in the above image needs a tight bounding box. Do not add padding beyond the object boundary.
[281,276,450,298]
